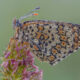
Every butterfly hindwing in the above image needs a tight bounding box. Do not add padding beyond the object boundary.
[14,20,80,65]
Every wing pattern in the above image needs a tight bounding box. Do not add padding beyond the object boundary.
[14,20,80,65]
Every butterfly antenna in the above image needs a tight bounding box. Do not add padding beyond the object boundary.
[13,7,40,29]
[19,6,40,21]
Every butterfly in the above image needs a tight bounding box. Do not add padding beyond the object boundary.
[13,7,80,65]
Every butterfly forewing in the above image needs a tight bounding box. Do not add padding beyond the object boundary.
[14,20,80,65]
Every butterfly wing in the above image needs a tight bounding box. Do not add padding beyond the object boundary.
[14,20,80,65]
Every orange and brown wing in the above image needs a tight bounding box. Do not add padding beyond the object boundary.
[14,20,80,65]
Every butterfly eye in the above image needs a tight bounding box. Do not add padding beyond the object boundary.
[16,20,22,27]
[13,18,22,28]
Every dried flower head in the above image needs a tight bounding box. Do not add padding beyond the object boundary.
[1,38,43,80]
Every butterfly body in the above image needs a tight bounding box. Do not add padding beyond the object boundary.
[14,20,80,65]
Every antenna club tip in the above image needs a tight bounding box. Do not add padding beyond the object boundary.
[33,13,39,16]
[36,6,40,10]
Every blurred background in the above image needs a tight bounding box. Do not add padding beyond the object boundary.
[0,0,80,80]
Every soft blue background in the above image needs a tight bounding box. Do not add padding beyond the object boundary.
[0,0,80,80]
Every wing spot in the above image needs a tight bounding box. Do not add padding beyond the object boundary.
[58,30,65,34]
[44,34,49,40]
[60,36,67,41]
[61,41,66,47]
[36,32,41,39]
[56,45,61,50]
[33,45,39,50]
[48,55,55,61]
[52,48,57,54]
[38,26,44,31]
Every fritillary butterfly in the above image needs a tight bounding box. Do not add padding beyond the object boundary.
[13,7,80,65]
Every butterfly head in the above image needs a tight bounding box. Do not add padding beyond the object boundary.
[13,18,22,29]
